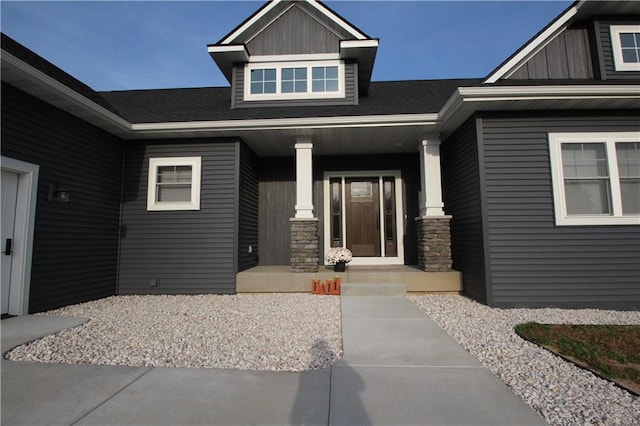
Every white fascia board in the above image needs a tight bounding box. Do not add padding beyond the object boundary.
[249,53,340,63]
[1,50,132,132]
[439,84,640,123]
[221,0,283,44]
[207,44,247,54]
[340,39,379,49]
[307,0,368,40]
[131,114,439,134]
[483,5,578,84]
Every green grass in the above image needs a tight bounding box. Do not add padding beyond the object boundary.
[515,323,640,395]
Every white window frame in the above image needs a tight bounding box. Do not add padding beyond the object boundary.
[610,25,640,72]
[244,60,345,101]
[549,132,640,226]
[147,157,201,211]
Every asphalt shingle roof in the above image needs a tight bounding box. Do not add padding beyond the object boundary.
[98,79,482,124]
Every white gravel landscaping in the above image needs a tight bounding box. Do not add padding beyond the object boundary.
[5,294,342,372]
[409,294,640,426]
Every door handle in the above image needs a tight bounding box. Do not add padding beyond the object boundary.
[3,238,12,255]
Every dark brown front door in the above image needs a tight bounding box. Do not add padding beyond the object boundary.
[345,178,380,257]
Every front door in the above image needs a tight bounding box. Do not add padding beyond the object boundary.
[2,170,19,315]
[345,178,380,257]
[326,172,403,264]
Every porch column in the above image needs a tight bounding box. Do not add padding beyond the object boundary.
[290,140,319,272]
[416,138,453,272]
[418,138,444,217]
[294,142,314,219]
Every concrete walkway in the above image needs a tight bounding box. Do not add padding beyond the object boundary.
[2,289,546,425]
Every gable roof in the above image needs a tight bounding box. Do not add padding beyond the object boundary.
[484,0,640,83]
[207,0,379,92]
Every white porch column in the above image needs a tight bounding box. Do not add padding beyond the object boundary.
[294,141,314,219]
[418,138,445,217]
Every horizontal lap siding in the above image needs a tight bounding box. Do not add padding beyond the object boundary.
[119,140,239,294]
[481,112,640,309]
[1,83,123,313]
[237,143,259,271]
[442,118,487,303]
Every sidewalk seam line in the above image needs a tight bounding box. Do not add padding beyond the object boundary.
[334,364,485,369]
[69,366,155,425]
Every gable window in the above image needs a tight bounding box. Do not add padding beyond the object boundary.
[245,60,344,101]
[549,133,640,225]
[147,157,201,211]
[610,25,640,71]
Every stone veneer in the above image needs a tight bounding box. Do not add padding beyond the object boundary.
[290,218,319,272]
[416,216,453,272]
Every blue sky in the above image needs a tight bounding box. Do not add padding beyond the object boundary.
[1,1,572,91]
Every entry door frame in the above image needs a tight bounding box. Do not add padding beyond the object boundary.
[323,170,404,266]
[1,156,39,315]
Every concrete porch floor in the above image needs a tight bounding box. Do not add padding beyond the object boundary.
[236,265,462,293]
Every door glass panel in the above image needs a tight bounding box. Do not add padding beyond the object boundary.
[330,179,342,247]
[383,177,397,257]
[350,181,372,198]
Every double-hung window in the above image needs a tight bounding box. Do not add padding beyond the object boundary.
[610,25,640,71]
[549,132,640,225]
[147,157,202,211]
[245,60,344,100]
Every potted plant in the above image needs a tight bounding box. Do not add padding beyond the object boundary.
[326,247,352,272]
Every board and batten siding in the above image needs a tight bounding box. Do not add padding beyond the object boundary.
[1,83,123,313]
[232,62,358,109]
[119,139,250,294]
[479,112,640,309]
[441,117,488,304]
[595,17,640,80]
[508,26,594,80]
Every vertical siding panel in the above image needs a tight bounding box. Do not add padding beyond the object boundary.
[480,112,640,309]
[1,83,123,313]
[118,139,239,294]
[442,118,488,304]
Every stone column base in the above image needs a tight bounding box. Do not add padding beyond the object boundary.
[290,218,319,273]
[416,216,453,272]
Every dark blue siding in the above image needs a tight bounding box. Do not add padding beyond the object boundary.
[1,83,123,313]
[480,112,640,309]
[442,117,488,304]
[118,139,240,294]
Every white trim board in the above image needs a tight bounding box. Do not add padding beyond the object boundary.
[1,156,39,315]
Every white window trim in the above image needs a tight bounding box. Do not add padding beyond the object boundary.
[147,157,201,211]
[244,60,345,101]
[548,132,640,226]
[610,25,640,72]
[322,171,405,265]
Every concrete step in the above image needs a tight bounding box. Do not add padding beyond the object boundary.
[341,282,406,296]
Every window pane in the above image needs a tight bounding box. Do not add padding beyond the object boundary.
[295,81,306,92]
[621,179,640,214]
[157,166,192,183]
[312,67,324,79]
[295,68,307,79]
[264,82,276,93]
[250,69,263,82]
[281,81,293,93]
[326,79,339,92]
[312,80,324,92]
[282,68,293,80]
[620,32,636,47]
[264,69,276,80]
[250,82,262,94]
[325,66,338,79]
[157,185,191,202]
[564,180,611,215]
[622,48,639,63]
[562,143,608,178]
[616,142,640,177]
